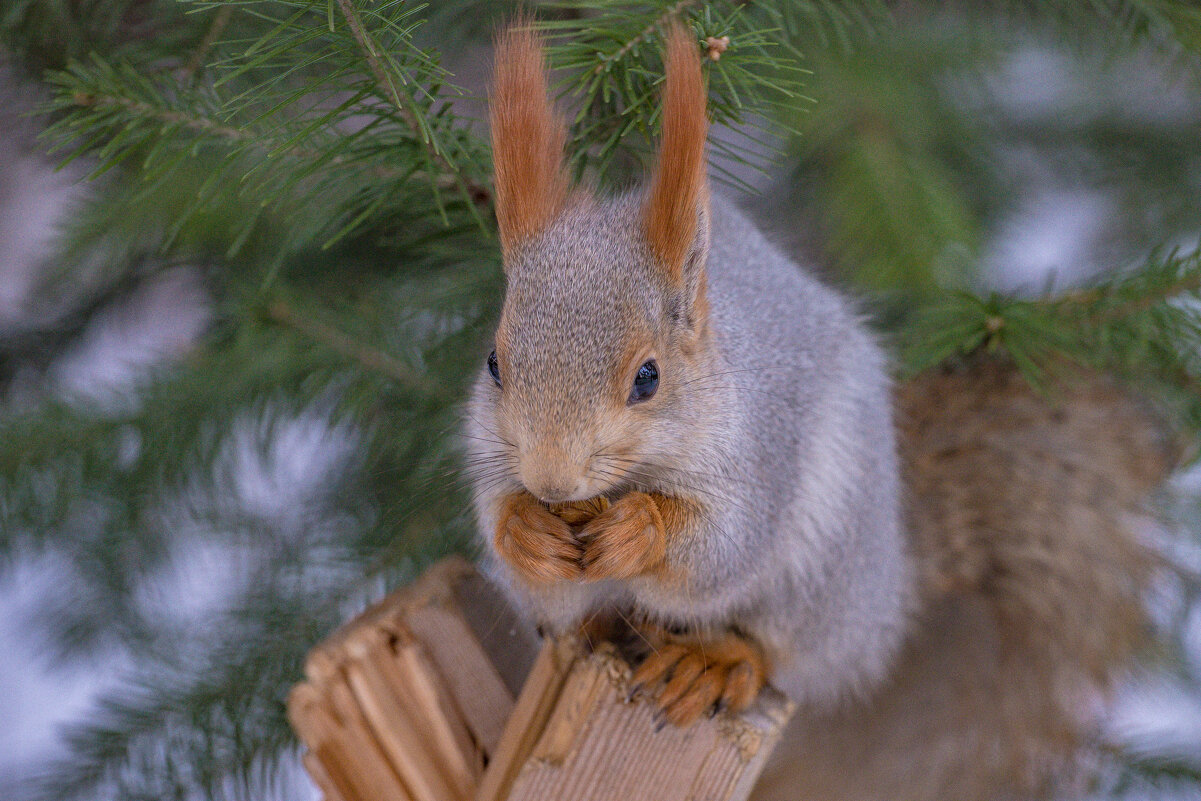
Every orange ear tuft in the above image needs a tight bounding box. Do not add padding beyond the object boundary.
[491,22,570,255]
[644,24,708,282]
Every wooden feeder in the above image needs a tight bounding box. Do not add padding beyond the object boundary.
[287,557,794,801]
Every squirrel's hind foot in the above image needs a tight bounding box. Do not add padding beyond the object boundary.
[630,628,767,727]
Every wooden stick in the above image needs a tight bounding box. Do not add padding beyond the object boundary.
[302,750,347,801]
[394,637,481,793]
[497,645,795,801]
[406,602,516,756]
[343,635,457,801]
[324,667,416,801]
[473,637,579,801]
[528,644,611,764]
[288,682,409,801]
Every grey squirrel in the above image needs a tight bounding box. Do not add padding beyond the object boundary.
[465,22,1171,800]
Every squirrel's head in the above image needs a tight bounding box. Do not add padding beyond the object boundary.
[477,22,712,504]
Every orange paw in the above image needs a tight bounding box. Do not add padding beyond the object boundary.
[578,491,666,581]
[494,492,583,584]
[631,630,767,727]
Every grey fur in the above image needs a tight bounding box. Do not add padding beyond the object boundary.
[465,192,911,707]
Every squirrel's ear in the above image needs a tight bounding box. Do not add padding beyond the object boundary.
[643,24,709,286]
[490,22,570,260]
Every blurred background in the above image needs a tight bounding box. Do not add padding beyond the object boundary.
[2,1,1201,799]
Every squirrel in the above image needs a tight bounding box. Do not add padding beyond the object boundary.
[464,21,1173,800]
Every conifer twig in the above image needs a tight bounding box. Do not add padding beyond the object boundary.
[592,0,702,74]
[266,300,439,395]
[181,4,233,80]
[72,91,249,140]
[66,91,481,197]
[333,0,488,202]
[1094,271,1201,323]
[334,0,425,134]
[1050,270,1201,321]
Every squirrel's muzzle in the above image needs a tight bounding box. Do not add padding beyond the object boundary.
[518,445,592,504]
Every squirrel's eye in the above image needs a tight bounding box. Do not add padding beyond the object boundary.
[629,359,659,404]
[487,350,501,387]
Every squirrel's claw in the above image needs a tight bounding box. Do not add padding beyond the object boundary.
[655,651,707,708]
[664,667,727,726]
[720,660,764,712]
[630,643,691,688]
[630,631,768,728]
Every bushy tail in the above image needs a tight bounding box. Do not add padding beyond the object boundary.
[754,358,1174,801]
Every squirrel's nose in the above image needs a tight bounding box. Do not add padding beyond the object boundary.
[519,453,587,503]
[533,484,577,504]
[523,474,583,504]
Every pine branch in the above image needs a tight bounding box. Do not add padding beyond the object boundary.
[1000,0,1201,57]
[265,299,442,396]
[69,84,251,141]
[1,0,201,71]
[24,575,337,801]
[181,4,234,80]
[900,249,1201,440]
[43,1,492,257]
[1083,270,1201,324]
[333,0,426,133]
[590,0,700,75]
[539,1,811,181]
[65,83,474,193]
[331,0,489,203]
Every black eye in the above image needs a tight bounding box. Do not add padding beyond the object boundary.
[629,359,659,404]
[487,350,501,387]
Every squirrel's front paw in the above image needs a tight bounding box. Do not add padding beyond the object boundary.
[631,630,768,727]
[494,492,583,584]
[578,491,666,581]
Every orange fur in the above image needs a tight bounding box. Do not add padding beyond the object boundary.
[579,491,667,581]
[643,25,709,281]
[631,627,768,726]
[490,23,570,254]
[494,491,583,584]
[652,493,697,544]
[498,490,696,586]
